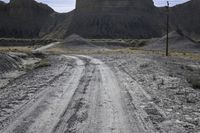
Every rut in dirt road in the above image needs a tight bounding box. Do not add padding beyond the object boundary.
[54,55,155,133]
[0,55,156,133]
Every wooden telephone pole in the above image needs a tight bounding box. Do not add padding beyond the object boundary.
[166,1,169,56]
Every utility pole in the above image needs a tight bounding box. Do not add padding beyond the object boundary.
[166,1,169,56]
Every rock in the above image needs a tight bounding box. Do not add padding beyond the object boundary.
[170,0,200,39]
[0,0,54,38]
[1,0,200,39]
[66,0,164,39]
[0,53,21,75]
[186,93,199,103]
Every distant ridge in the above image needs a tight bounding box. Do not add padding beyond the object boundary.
[0,0,54,38]
[45,0,200,39]
[0,0,200,40]
[144,30,200,52]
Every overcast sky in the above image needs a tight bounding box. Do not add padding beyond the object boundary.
[1,0,190,13]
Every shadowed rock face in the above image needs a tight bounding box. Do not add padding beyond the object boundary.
[9,0,54,17]
[65,0,164,38]
[0,0,54,38]
[170,0,200,39]
[45,0,200,39]
[0,1,6,16]
[76,0,155,11]
[0,0,200,39]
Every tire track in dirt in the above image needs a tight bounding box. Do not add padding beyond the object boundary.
[1,55,158,133]
[0,56,72,131]
[114,64,167,132]
[80,55,154,133]
[1,56,84,133]
[53,57,97,133]
[53,55,154,133]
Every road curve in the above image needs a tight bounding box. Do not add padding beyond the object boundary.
[0,55,155,133]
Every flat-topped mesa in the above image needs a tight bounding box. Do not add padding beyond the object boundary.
[66,0,163,38]
[76,0,156,12]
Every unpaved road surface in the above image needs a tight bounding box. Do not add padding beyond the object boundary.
[1,53,200,133]
[0,54,156,133]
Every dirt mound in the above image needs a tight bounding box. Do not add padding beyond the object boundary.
[64,34,92,46]
[144,31,200,52]
[61,34,99,50]
[0,53,22,75]
[62,34,128,50]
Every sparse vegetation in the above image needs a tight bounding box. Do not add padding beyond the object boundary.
[187,76,200,89]
[89,39,149,47]
[32,52,46,58]
[25,58,50,71]
[35,58,51,69]
[185,65,195,72]
[0,46,34,53]
[0,38,56,46]
[123,39,148,47]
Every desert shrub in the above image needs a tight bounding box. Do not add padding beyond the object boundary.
[187,76,200,89]
[32,52,46,58]
[35,59,51,69]
[185,65,195,72]
[136,40,147,47]
[140,63,149,68]
[26,58,50,71]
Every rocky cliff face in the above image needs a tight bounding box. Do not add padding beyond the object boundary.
[0,1,5,7]
[76,0,155,11]
[170,0,200,39]
[65,0,164,38]
[0,1,7,16]
[9,0,54,17]
[0,0,54,38]
[0,0,200,39]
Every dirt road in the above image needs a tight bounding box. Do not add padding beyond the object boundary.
[1,53,200,133]
[0,55,157,133]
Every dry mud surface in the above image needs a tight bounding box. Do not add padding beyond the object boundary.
[0,54,200,133]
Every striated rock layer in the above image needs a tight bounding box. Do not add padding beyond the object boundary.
[0,0,54,38]
[65,0,164,38]
[170,0,200,39]
[0,0,200,39]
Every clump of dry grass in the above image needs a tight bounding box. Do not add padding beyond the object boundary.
[0,46,33,53]
[187,76,200,90]
[123,39,148,47]
[25,58,50,70]
[34,58,51,69]
[89,38,149,47]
